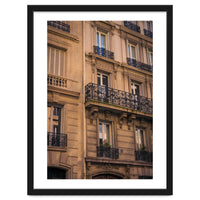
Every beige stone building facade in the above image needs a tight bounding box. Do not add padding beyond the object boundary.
[47,21,153,179]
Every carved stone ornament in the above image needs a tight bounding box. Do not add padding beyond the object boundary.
[86,162,91,171]
[104,111,111,120]
[119,113,127,128]
[89,107,99,119]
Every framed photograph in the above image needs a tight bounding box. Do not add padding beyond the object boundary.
[28,5,173,195]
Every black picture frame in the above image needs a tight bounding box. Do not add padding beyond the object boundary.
[28,5,173,195]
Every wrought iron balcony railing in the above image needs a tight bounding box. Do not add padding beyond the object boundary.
[93,46,114,60]
[135,151,153,162]
[85,83,153,114]
[48,21,70,33]
[127,58,153,73]
[97,146,119,159]
[124,21,141,33]
[47,132,67,147]
[144,29,153,38]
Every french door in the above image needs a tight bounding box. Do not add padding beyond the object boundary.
[131,81,140,109]
[97,73,108,101]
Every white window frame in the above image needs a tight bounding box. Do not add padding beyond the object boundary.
[97,72,109,87]
[131,80,140,96]
[96,30,107,49]
[128,43,137,60]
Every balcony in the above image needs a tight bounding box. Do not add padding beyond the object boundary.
[47,132,67,147]
[97,146,119,159]
[47,73,80,97]
[124,21,141,33]
[48,74,67,88]
[135,151,152,162]
[47,21,70,33]
[85,83,153,114]
[127,58,153,73]
[144,29,152,38]
[93,46,114,60]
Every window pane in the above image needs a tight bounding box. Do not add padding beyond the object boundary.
[101,34,106,48]
[147,21,151,30]
[128,45,131,58]
[50,47,55,74]
[60,50,65,76]
[99,123,102,132]
[102,75,108,86]
[97,32,99,46]
[99,123,103,139]
[140,130,144,147]
[97,74,101,85]
[103,124,107,140]
[131,46,136,59]
[135,84,139,95]
[136,128,139,149]
[106,124,110,144]
[48,46,51,73]
[148,52,153,64]
[55,49,59,75]
[48,46,65,76]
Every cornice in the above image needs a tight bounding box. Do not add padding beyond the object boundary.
[120,25,153,44]
[48,26,79,43]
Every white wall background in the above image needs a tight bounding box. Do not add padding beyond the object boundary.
[0,0,200,199]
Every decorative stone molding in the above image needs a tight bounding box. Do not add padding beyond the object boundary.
[127,114,136,130]
[91,56,96,73]
[113,63,119,80]
[89,106,99,119]
[86,162,91,171]
[104,111,111,120]
[48,26,79,43]
[119,113,127,128]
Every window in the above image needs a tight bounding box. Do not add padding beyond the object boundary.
[148,50,153,65]
[96,30,106,49]
[99,121,111,146]
[97,73,108,87]
[48,105,62,133]
[47,104,66,147]
[131,81,140,109]
[127,43,137,67]
[144,21,153,38]
[124,21,141,33]
[94,29,114,59]
[47,46,66,77]
[131,81,140,96]
[97,72,108,100]
[128,43,136,60]
[96,30,107,57]
[97,121,119,159]
[135,127,145,151]
[135,127,152,162]
[146,21,152,31]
